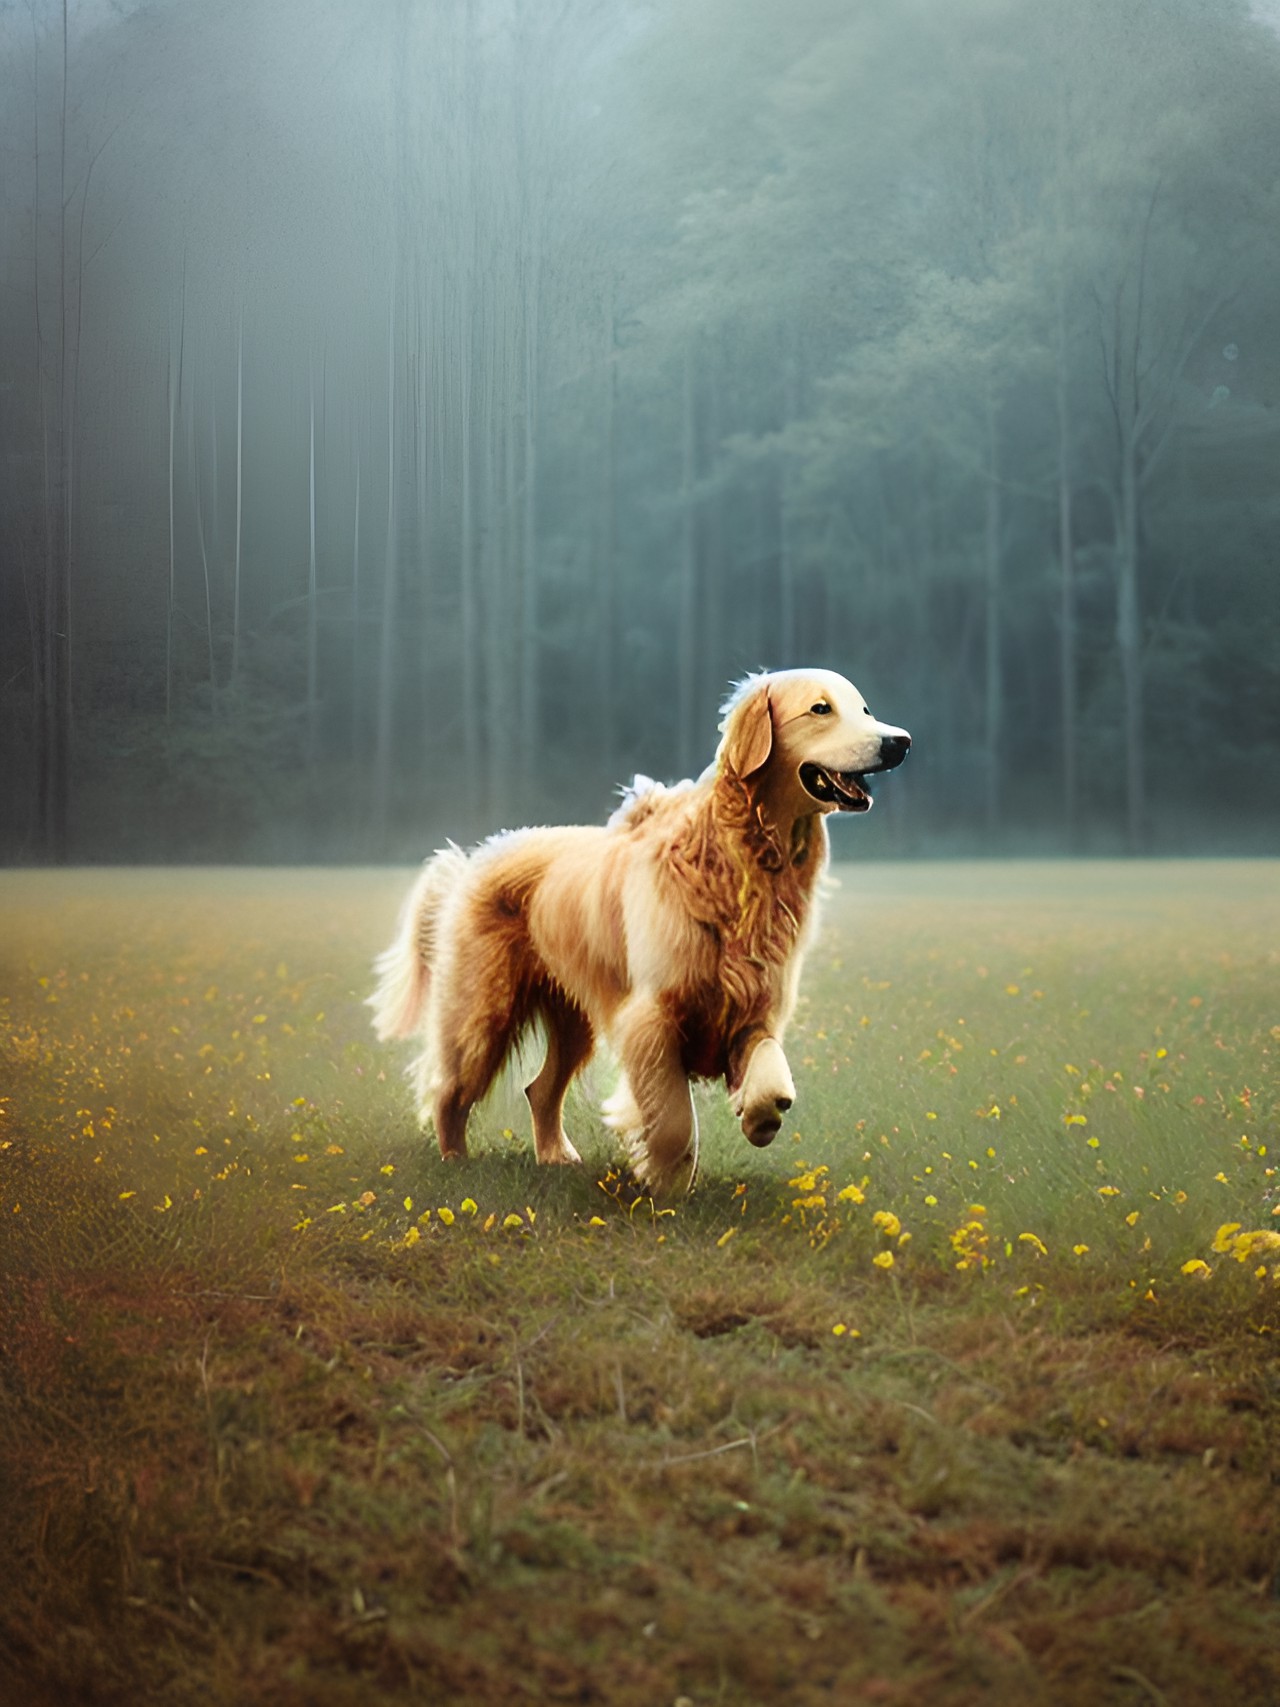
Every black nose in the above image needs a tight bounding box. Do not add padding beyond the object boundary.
[878,732,911,770]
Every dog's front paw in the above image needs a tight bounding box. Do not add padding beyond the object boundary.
[613,1101,700,1198]
[737,1037,795,1148]
[538,1133,583,1166]
[630,1142,698,1198]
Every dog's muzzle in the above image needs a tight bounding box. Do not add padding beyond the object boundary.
[799,731,911,813]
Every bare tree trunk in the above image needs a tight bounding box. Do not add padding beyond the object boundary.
[372,282,398,851]
[502,327,522,809]
[350,429,361,760]
[596,287,619,781]
[1056,297,1078,847]
[459,295,480,817]
[414,290,430,766]
[194,390,216,697]
[52,0,71,858]
[232,306,243,689]
[1052,96,1079,849]
[481,367,506,824]
[307,358,319,771]
[518,244,540,807]
[32,2,72,860]
[457,0,483,823]
[778,322,799,666]
[166,316,176,724]
[677,343,698,777]
[700,339,724,704]
[1116,428,1145,853]
[983,390,1002,839]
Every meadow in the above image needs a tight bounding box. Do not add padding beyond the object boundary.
[2,860,1277,1706]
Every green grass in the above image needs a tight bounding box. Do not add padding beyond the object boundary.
[2,861,1278,1706]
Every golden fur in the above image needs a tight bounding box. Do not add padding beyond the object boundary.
[369,668,909,1193]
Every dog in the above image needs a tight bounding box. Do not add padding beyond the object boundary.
[369,668,910,1194]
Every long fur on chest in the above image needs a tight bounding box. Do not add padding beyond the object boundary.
[641,773,825,1075]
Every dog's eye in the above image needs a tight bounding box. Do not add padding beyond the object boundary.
[810,702,831,716]
[862,705,870,715]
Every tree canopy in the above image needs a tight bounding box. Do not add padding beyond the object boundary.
[2,0,1277,860]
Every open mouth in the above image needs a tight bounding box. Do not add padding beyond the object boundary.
[799,763,873,813]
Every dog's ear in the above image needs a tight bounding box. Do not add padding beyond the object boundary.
[718,678,773,779]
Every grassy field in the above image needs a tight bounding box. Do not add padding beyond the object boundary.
[2,860,1278,1706]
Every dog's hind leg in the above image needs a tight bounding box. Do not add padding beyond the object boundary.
[431,1019,512,1160]
[525,996,593,1165]
[428,912,532,1161]
[605,994,697,1196]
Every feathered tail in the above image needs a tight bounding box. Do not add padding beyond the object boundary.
[367,845,470,1042]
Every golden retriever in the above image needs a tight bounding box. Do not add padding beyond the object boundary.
[369,668,910,1194]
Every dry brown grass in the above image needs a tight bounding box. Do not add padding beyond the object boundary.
[1,864,1278,1704]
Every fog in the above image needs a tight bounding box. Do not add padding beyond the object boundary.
[3,0,1278,863]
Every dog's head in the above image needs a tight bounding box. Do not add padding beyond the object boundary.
[717,669,910,814]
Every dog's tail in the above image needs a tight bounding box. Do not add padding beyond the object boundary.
[368,844,470,1041]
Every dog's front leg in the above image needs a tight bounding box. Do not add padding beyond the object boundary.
[604,993,697,1196]
[729,1028,796,1149]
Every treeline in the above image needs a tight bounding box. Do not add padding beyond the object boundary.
[2,0,1278,863]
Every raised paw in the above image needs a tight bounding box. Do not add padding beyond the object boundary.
[735,1037,796,1149]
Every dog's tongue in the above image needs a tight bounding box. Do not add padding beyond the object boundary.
[833,772,871,811]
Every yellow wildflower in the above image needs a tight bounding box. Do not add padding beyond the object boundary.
[1230,1229,1280,1262]
[872,1250,895,1270]
[872,1210,901,1238]
[788,1166,828,1192]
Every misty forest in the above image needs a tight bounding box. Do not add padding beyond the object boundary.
[6,9,1280,1701]
[3,0,1280,864]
